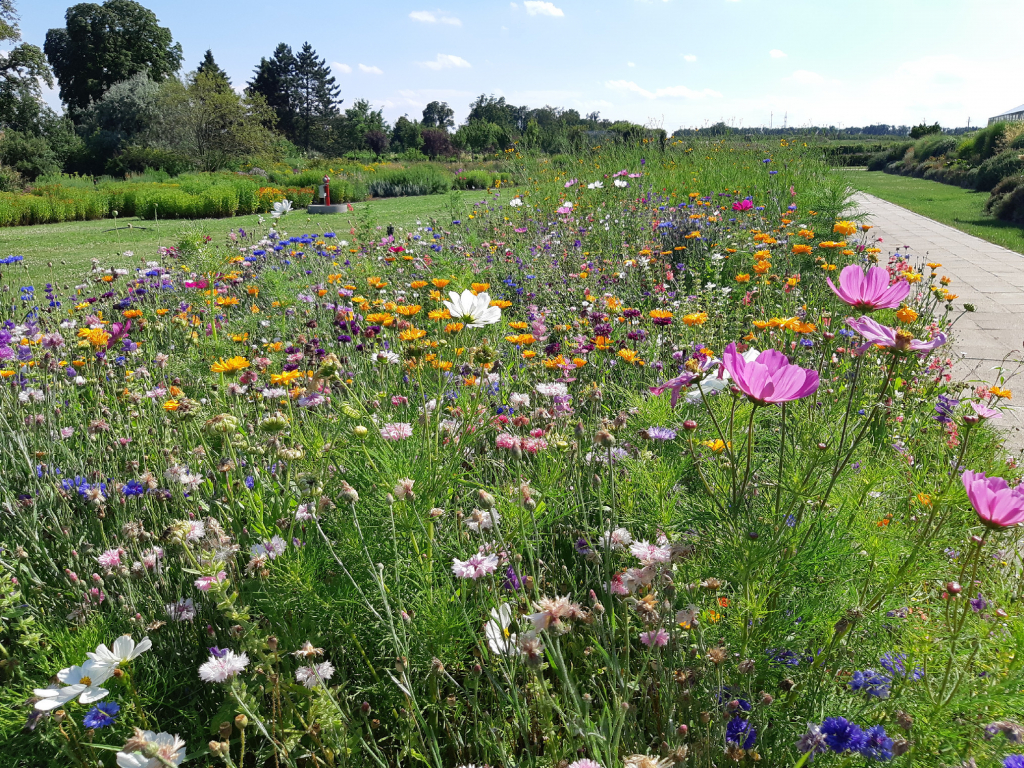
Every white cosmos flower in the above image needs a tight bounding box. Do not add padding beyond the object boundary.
[33,662,110,710]
[443,289,502,328]
[116,730,187,768]
[86,635,152,680]
[271,199,292,220]
[509,197,524,207]
[614,179,628,188]
[587,181,604,189]
[485,603,518,655]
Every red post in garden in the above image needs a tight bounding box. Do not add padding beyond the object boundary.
[323,175,331,207]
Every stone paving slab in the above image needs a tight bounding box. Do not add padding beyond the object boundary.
[853,192,1024,453]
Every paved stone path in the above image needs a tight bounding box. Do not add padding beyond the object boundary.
[854,192,1024,452]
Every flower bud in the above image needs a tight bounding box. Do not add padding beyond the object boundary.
[477,489,496,507]
[353,425,368,438]
[339,481,359,503]
[234,714,249,729]
[361,701,372,715]
[946,581,962,594]
[677,723,688,737]
[594,430,615,447]
[682,420,697,431]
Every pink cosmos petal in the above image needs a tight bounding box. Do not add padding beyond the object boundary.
[721,343,819,405]
[962,470,1024,528]
[827,265,909,311]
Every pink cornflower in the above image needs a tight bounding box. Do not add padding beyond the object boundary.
[826,264,910,311]
[521,436,547,454]
[640,628,670,647]
[451,553,500,579]
[380,422,413,441]
[568,760,604,768]
[722,343,819,405]
[295,661,335,688]
[962,470,1024,528]
[165,598,196,622]
[629,540,672,565]
[393,478,415,500]
[97,548,124,570]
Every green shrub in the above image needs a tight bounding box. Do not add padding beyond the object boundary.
[975,149,1024,191]
[911,134,957,161]
[365,166,451,197]
[984,174,1024,223]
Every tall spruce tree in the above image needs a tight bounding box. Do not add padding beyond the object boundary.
[293,42,341,152]
[247,43,297,140]
[196,49,231,92]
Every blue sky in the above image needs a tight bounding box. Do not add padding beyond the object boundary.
[9,0,1024,129]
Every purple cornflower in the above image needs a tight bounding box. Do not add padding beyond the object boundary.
[726,716,756,749]
[645,426,677,441]
[849,669,891,699]
[501,566,523,591]
[971,594,988,612]
[880,652,923,680]
[859,725,894,761]
[1005,756,1024,768]
[821,717,867,753]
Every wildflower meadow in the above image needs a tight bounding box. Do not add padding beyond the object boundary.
[2,142,1023,768]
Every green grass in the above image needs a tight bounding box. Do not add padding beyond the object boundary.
[847,168,1024,254]
[1,189,494,283]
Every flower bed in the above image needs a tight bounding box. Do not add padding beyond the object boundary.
[1,144,1021,768]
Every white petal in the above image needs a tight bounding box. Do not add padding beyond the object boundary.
[131,636,153,659]
[77,685,109,704]
[112,635,135,660]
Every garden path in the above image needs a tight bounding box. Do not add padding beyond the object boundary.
[854,192,1024,453]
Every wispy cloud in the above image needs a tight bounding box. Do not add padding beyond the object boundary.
[784,69,825,85]
[419,54,472,70]
[523,1,564,17]
[769,49,787,58]
[683,54,697,62]
[359,64,383,74]
[605,80,722,99]
[409,10,461,25]
[332,62,352,73]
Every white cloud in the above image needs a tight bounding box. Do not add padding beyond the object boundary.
[769,49,787,58]
[359,64,383,74]
[332,62,352,73]
[785,69,825,85]
[627,62,636,67]
[605,80,722,99]
[409,10,461,25]
[524,1,564,16]
[509,1,518,7]
[683,54,697,62]
[419,54,472,70]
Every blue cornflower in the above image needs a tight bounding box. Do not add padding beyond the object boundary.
[1005,756,1024,768]
[123,479,145,497]
[821,716,867,753]
[83,701,120,729]
[768,648,800,665]
[726,716,756,749]
[880,652,923,681]
[859,725,894,761]
[849,669,892,698]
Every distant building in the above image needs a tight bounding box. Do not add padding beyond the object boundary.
[989,103,1024,125]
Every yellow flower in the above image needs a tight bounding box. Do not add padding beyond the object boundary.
[431,278,451,289]
[753,260,771,275]
[649,309,673,321]
[522,350,537,359]
[470,282,490,294]
[593,336,613,351]
[394,304,422,316]
[490,300,512,309]
[895,306,918,323]
[617,348,642,365]
[410,280,428,289]
[701,439,730,453]
[735,273,751,283]
[271,370,302,385]
[791,244,813,255]
[427,308,452,321]
[215,296,239,307]
[365,313,395,326]
[990,386,1012,400]
[505,333,536,345]
[445,323,464,334]
[210,356,250,374]
[508,321,529,330]
[163,399,180,412]
[399,327,427,341]
[797,229,815,239]
[682,312,708,327]
[833,220,858,236]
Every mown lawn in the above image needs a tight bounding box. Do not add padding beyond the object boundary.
[846,168,1024,255]
[0,189,493,283]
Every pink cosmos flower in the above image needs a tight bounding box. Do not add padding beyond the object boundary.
[640,628,670,647]
[194,571,227,592]
[962,470,1024,528]
[380,422,413,441]
[732,199,753,212]
[845,316,947,354]
[826,264,909,311]
[722,343,819,405]
[970,402,1002,420]
[451,553,500,579]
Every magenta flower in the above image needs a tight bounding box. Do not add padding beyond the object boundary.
[648,372,695,408]
[845,316,947,354]
[721,343,819,405]
[962,470,1024,528]
[971,401,1002,420]
[826,265,909,311]
[732,199,753,212]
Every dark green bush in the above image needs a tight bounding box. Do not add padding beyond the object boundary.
[866,152,889,171]
[984,174,1024,223]
[911,134,958,161]
[106,145,193,177]
[365,166,450,197]
[975,149,1024,192]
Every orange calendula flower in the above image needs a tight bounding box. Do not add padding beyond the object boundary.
[427,308,452,321]
[735,274,751,283]
[394,305,422,316]
[926,262,942,269]
[593,336,613,351]
[210,356,250,374]
[649,309,674,321]
[508,321,529,330]
[155,308,170,315]
[617,348,642,365]
[410,280,428,289]
[752,320,769,330]
[522,350,537,359]
[123,309,143,319]
[470,282,490,294]
[797,229,815,239]
[399,327,427,342]
[490,300,512,309]
[833,220,858,236]
[216,296,239,307]
[445,323,464,334]
[895,306,918,323]
[753,260,772,275]
[701,439,730,453]
[683,312,708,327]
[792,244,813,255]
[505,333,536,345]
[753,249,771,260]
[990,386,1012,400]
[163,400,180,412]
[365,313,395,326]
[431,279,451,289]
[572,357,587,368]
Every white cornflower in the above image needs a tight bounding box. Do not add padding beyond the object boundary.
[198,649,249,683]
[295,661,335,688]
[116,730,186,768]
